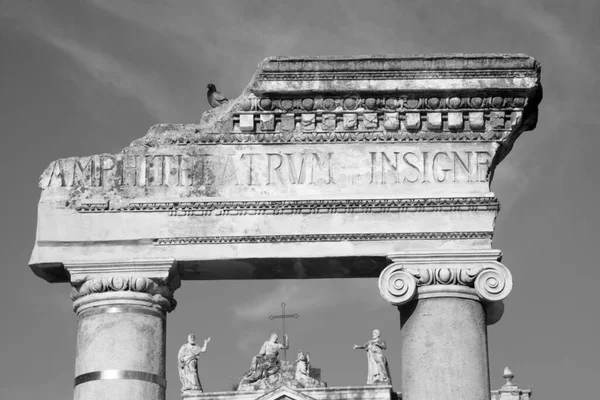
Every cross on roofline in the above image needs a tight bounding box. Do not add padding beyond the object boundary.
[268,302,298,361]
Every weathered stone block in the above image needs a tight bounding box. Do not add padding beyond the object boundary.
[469,112,485,130]
[511,111,523,129]
[281,113,296,132]
[302,114,315,131]
[383,112,399,131]
[259,114,275,131]
[490,111,505,129]
[405,113,421,130]
[363,113,378,129]
[343,113,358,130]
[427,112,443,130]
[239,114,254,132]
[448,112,464,130]
[321,113,337,131]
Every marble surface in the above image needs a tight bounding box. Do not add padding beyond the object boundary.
[30,54,541,281]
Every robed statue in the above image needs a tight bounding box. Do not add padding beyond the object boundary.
[353,329,391,385]
[178,334,210,392]
[294,350,323,387]
[240,332,289,385]
[237,332,326,391]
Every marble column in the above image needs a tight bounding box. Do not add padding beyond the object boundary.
[378,250,512,400]
[65,259,179,400]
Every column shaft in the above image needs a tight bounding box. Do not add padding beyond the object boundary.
[74,293,167,400]
[65,259,179,400]
[378,250,512,400]
[400,296,490,400]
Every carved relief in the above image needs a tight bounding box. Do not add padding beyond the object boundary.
[301,114,315,131]
[383,113,399,131]
[237,95,527,113]
[363,113,378,129]
[321,114,336,130]
[343,114,358,130]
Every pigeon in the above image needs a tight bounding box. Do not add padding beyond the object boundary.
[207,83,229,108]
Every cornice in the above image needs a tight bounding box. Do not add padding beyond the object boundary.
[254,54,539,83]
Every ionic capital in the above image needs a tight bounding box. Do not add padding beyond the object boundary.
[65,258,180,314]
[379,250,512,324]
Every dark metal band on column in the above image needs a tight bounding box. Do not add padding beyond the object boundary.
[78,306,166,320]
[74,370,167,388]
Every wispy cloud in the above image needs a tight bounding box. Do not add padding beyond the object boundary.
[42,34,177,122]
[4,3,179,122]
[236,329,267,354]
[89,0,422,92]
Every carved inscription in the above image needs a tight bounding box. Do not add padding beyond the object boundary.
[40,149,492,189]
[369,151,492,184]
[41,152,334,188]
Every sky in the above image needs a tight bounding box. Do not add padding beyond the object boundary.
[1,0,599,399]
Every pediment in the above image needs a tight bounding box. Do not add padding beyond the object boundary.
[255,386,317,400]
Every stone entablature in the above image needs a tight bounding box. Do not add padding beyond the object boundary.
[30,54,541,283]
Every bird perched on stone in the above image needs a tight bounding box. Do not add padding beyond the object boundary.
[207,83,228,108]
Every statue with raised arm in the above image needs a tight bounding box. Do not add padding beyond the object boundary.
[178,334,211,393]
[353,329,391,385]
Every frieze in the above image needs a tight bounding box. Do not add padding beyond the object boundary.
[163,129,510,145]
[230,112,517,134]
[239,95,527,112]
[76,197,500,215]
[232,98,522,135]
[153,231,493,246]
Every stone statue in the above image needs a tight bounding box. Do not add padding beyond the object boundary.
[178,334,210,393]
[353,329,391,385]
[240,332,288,385]
[294,350,322,387]
[237,332,326,391]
